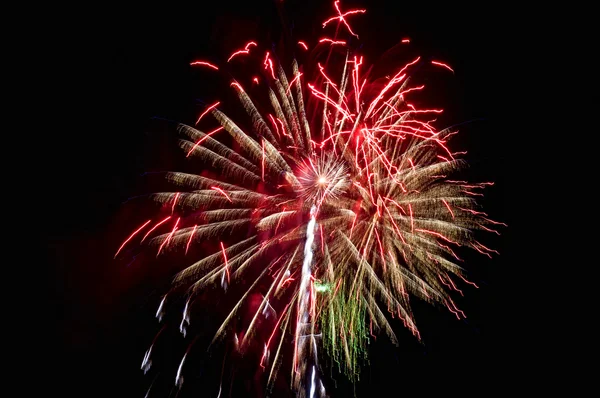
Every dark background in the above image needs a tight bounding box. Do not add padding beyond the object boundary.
[45,0,533,396]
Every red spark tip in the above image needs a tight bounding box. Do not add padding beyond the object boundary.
[322,1,366,38]
[431,60,454,73]
[230,82,244,92]
[227,41,257,62]
[195,101,220,126]
[189,60,219,70]
[319,38,346,46]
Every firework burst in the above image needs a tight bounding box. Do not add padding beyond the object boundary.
[116,1,505,396]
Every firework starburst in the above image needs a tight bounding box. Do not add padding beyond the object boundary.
[116,2,505,396]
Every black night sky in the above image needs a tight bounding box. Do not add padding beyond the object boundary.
[46,1,531,396]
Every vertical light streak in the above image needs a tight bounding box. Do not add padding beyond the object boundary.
[294,205,324,397]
